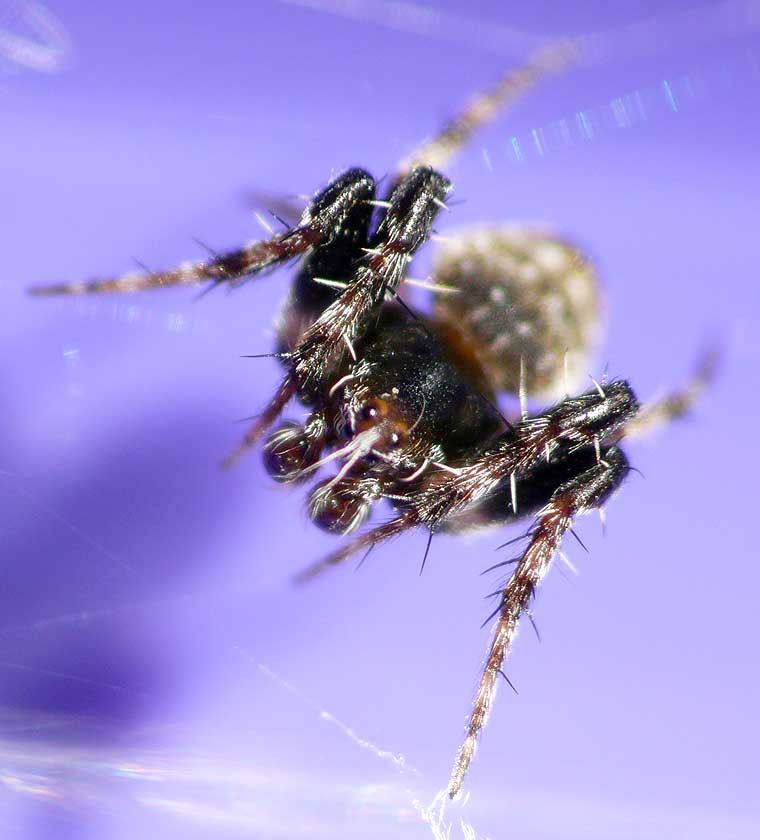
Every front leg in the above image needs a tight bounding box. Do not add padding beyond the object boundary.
[28,168,376,297]
[291,167,452,390]
[230,168,452,459]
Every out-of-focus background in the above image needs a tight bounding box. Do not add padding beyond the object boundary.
[2,1,759,837]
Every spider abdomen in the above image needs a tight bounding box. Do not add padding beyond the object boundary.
[433,226,602,400]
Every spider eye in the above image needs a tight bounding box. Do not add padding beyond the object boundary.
[354,398,390,432]
[384,422,410,451]
[359,404,378,422]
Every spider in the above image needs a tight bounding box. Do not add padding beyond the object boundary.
[29,42,714,799]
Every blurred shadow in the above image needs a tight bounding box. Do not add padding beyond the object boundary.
[0,399,262,731]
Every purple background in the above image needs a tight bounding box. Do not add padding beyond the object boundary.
[2,1,760,837]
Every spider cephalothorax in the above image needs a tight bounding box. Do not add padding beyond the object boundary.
[30,43,713,798]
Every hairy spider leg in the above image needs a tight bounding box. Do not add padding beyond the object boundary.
[616,343,720,441]
[222,377,301,471]
[292,167,452,388]
[447,444,630,798]
[293,514,411,585]
[28,168,376,297]
[223,172,380,470]
[274,172,377,354]
[294,380,639,581]
[408,380,638,526]
[396,39,579,177]
[30,38,578,298]
[250,41,581,303]
[225,168,452,464]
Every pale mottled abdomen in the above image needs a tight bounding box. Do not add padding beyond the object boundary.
[433,226,603,400]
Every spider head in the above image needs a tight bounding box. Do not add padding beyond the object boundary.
[350,398,411,463]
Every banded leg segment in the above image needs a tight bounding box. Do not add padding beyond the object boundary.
[292,167,452,389]
[397,40,579,176]
[221,377,300,471]
[293,514,411,584]
[619,345,719,441]
[28,168,376,297]
[447,445,630,798]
